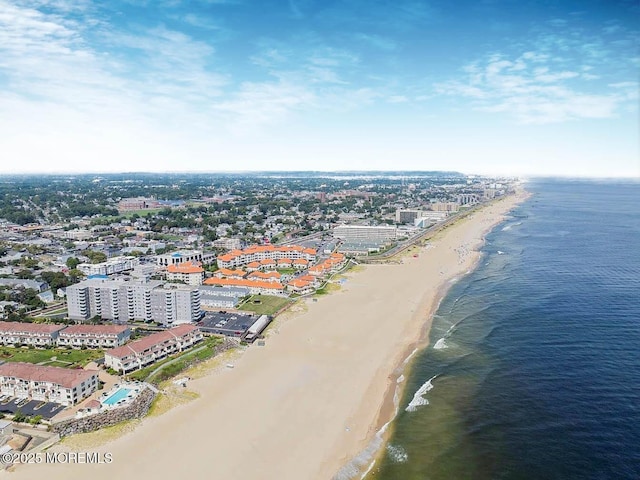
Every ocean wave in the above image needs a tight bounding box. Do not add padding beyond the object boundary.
[333,416,396,480]
[433,338,448,350]
[405,374,438,412]
[501,221,522,231]
[397,374,405,383]
[402,348,419,366]
[386,444,408,463]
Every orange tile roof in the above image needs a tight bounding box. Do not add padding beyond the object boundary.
[216,268,246,277]
[247,271,281,280]
[217,244,317,263]
[288,279,311,288]
[167,261,204,274]
[293,258,309,265]
[203,277,284,291]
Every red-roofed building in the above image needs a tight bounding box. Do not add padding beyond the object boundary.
[203,277,286,296]
[213,268,247,280]
[246,271,282,283]
[0,362,99,406]
[57,325,131,349]
[166,261,205,286]
[0,321,66,347]
[104,325,203,373]
[216,244,317,269]
[292,258,310,269]
[286,279,314,295]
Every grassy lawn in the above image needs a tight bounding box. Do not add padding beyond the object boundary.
[276,268,296,275]
[239,295,292,316]
[119,208,163,219]
[0,346,103,367]
[128,337,222,384]
[314,282,341,296]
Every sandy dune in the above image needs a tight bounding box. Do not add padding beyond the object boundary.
[8,191,527,480]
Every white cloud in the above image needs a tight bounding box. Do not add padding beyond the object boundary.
[436,42,638,124]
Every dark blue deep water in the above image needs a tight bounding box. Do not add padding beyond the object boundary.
[370,180,640,480]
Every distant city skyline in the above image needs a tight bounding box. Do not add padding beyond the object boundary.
[1,0,638,178]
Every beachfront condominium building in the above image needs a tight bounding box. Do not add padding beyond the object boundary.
[0,321,66,346]
[395,209,449,225]
[216,245,317,269]
[66,279,201,325]
[166,261,205,286]
[56,325,131,349]
[333,225,398,243]
[77,256,140,277]
[104,325,203,373]
[0,362,99,406]
[150,285,202,326]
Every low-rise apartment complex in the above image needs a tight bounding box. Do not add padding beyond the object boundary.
[57,325,131,348]
[217,245,316,269]
[0,321,65,346]
[166,261,205,285]
[0,362,99,406]
[104,325,203,373]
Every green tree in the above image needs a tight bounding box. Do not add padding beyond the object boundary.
[66,257,80,269]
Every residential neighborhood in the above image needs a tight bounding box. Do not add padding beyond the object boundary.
[0,172,514,446]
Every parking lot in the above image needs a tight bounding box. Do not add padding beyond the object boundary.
[199,311,261,337]
[0,397,65,420]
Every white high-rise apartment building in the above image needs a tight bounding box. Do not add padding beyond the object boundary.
[66,279,201,326]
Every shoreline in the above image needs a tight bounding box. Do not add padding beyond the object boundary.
[337,192,529,479]
[7,190,530,480]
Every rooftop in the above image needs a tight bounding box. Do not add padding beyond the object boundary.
[0,362,98,388]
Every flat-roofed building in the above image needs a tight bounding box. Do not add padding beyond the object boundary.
[66,279,201,325]
[77,256,139,276]
[150,285,202,326]
[104,325,203,373]
[211,238,242,251]
[199,285,249,310]
[0,362,99,406]
[0,321,65,347]
[155,250,216,267]
[57,325,131,349]
[333,225,397,243]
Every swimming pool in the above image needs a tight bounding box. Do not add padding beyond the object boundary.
[102,387,132,406]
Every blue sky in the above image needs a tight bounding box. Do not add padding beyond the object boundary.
[1,0,638,177]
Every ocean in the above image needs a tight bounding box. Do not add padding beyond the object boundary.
[368,180,640,480]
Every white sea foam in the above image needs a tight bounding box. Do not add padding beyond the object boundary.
[405,374,438,412]
[433,338,448,350]
[386,444,408,463]
[397,374,405,383]
[402,347,419,365]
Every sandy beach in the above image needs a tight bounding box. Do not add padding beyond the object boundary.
[8,190,528,480]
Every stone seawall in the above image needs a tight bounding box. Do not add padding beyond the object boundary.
[53,387,156,438]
